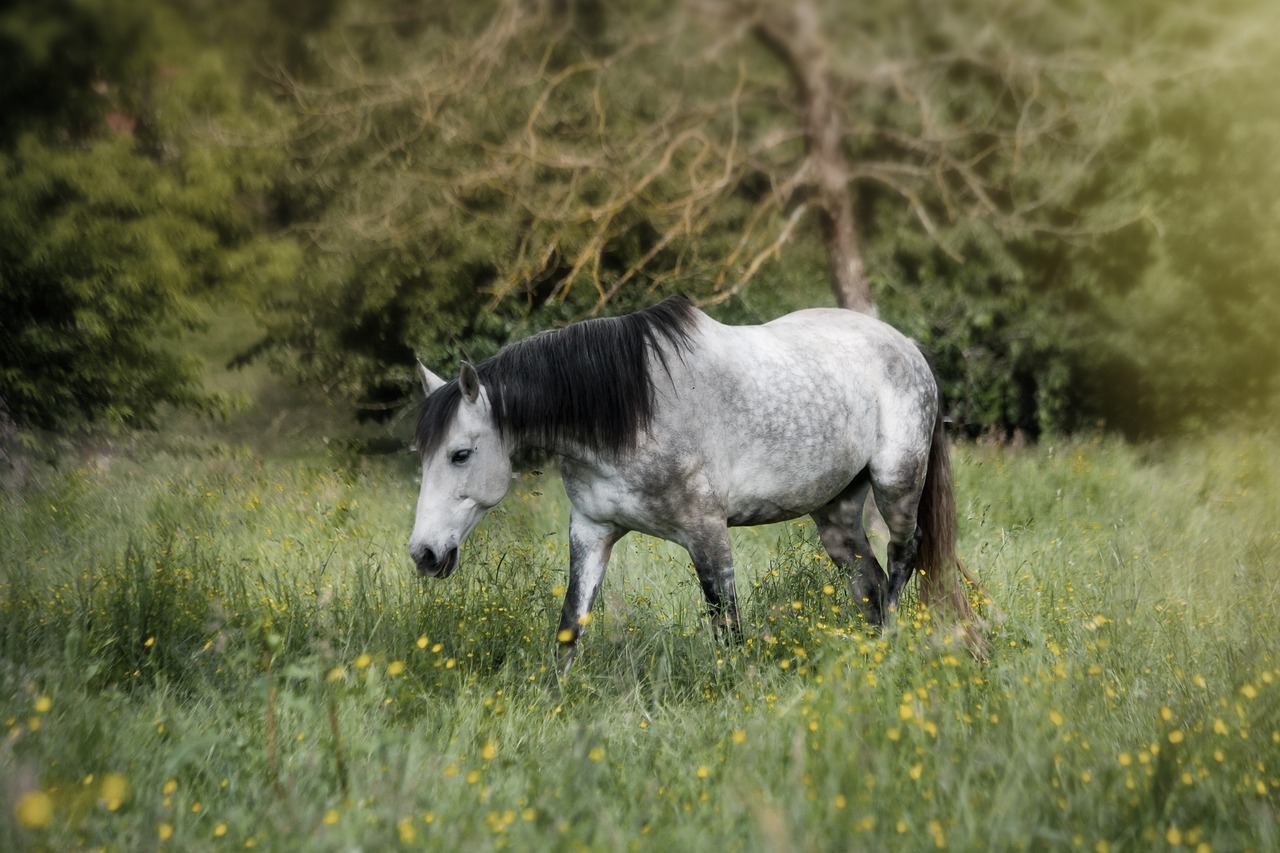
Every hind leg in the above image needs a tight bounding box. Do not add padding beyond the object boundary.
[871,463,927,615]
[811,471,889,626]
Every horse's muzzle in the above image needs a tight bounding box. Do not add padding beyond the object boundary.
[414,545,458,579]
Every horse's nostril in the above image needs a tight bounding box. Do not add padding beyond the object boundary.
[413,541,458,578]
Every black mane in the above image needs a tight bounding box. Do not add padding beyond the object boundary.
[415,297,699,460]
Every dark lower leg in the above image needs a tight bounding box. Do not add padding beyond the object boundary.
[688,531,740,640]
[885,526,922,613]
[818,522,889,626]
[813,511,883,625]
[698,566,741,640]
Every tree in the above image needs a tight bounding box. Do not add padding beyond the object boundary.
[0,1,299,434]
[1080,21,1280,433]
[263,0,1279,433]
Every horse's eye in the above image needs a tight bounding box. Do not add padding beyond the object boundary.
[449,449,473,465]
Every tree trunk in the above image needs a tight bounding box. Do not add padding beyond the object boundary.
[752,0,875,314]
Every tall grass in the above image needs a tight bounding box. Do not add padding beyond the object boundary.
[2,432,1278,851]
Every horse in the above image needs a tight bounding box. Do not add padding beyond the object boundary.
[409,297,982,665]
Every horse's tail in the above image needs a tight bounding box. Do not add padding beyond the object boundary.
[916,398,989,653]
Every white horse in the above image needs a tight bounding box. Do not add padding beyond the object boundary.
[410,298,980,663]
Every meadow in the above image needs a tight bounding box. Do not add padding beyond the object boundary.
[2,426,1278,852]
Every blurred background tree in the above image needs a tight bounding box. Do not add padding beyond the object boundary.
[261,0,1280,436]
[0,0,298,434]
[1,0,1276,441]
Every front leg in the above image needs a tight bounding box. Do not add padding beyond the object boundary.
[557,512,624,673]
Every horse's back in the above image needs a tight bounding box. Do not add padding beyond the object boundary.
[694,307,934,415]
[755,307,938,459]
[647,307,937,525]
[762,308,922,362]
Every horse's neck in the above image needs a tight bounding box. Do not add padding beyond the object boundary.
[505,416,599,464]
[493,344,682,463]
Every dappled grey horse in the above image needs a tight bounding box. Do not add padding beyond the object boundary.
[410,297,979,664]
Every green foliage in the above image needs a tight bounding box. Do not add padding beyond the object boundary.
[2,432,1279,848]
[859,0,1280,435]
[0,0,158,142]
[870,217,1090,436]
[3,0,1277,437]
[257,0,804,412]
[255,0,1280,436]
[3,136,230,430]
[1082,42,1280,434]
[0,1,300,434]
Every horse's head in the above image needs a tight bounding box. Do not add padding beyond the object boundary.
[410,360,512,578]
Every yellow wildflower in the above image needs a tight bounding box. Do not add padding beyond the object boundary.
[15,791,54,829]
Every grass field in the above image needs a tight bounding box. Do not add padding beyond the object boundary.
[2,425,1278,851]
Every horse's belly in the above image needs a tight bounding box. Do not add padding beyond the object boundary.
[726,502,810,527]
[723,457,861,526]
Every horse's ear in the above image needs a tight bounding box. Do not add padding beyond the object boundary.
[417,360,446,396]
[459,361,481,404]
